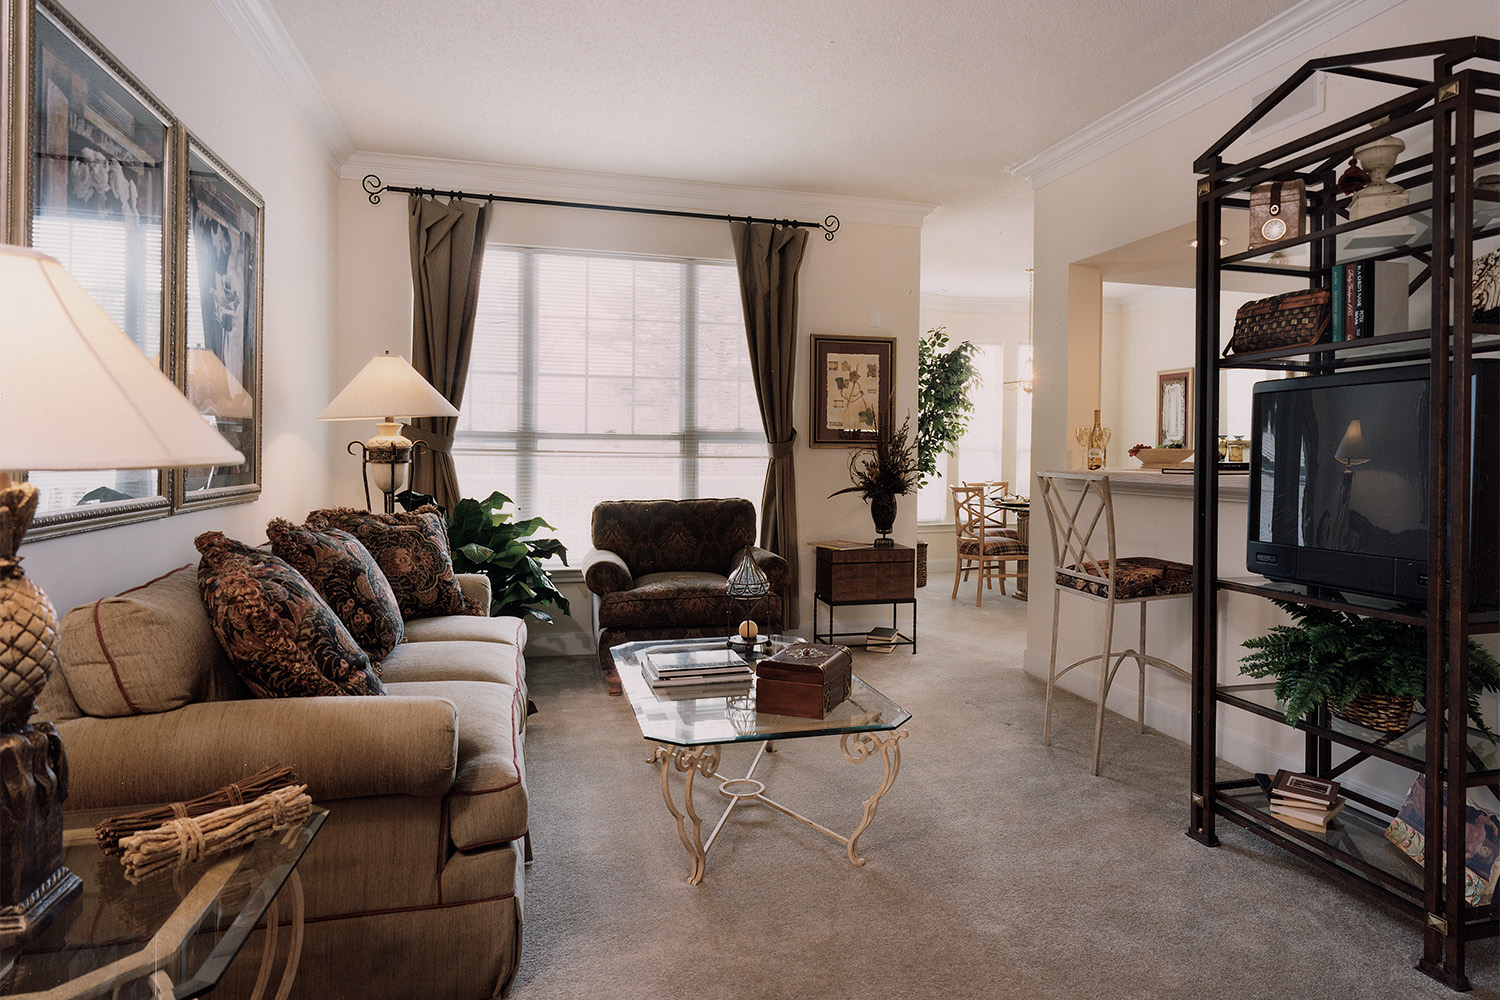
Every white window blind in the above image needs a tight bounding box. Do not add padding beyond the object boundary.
[455,246,768,558]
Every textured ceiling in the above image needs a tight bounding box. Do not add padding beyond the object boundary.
[268,0,1306,299]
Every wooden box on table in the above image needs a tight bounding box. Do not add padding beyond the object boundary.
[755,642,854,719]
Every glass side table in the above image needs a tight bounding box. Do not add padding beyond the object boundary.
[0,806,325,1000]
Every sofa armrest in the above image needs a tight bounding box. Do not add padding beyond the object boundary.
[746,546,791,591]
[456,572,492,614]
[53,695,459,810]
[583,548,633,596]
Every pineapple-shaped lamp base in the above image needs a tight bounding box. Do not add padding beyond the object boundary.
[0,478,82,946]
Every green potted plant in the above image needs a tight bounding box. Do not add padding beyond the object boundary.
[1238,600,1500,740]
[916,327,982,488]
[398,490,571,623]
[829,412,920,547]
[916,327,981,583]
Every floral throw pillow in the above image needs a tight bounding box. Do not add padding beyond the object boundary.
[194,531,384,698]
[304,505,481,620]
[267,518,403,660]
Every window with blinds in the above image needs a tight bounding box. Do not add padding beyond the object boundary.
[455,246,768,559]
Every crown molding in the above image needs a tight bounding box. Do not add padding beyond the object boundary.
[342,151,937,229]
[210,0,352,171]
[1009,0,1406,189]
[920,292,1029,314]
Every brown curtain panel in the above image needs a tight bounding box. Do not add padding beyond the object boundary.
[406,195,492,510]
[730,221,809,628]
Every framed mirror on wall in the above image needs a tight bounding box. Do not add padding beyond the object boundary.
[174,133,262,511]
[22,0,175,536]
[4,0,263,537]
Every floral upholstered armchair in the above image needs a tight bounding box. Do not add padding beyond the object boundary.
[584,498,789,694]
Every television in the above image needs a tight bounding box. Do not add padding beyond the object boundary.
[1247,359,1499,611]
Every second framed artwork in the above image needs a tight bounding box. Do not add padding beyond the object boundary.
[174,134,264,510]
[1156,368,1192,448]
[810,334,895,447]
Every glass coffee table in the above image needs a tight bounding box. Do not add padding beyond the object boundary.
[615,636,911,885]
[1,806,324,999]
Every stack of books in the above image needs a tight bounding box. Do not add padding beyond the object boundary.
[864,626,900,653]
[1263,769,1346,832]
[641,646,753,691]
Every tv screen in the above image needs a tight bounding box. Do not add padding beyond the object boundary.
[1248,360,1498,610]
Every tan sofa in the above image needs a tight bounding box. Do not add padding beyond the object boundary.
[33,565,529,1000]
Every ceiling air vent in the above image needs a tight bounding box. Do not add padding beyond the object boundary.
[1245,72,1324,142]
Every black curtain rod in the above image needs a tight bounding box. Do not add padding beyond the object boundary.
[361,174,840,240]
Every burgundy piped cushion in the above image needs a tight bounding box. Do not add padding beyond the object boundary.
[305,505,482,620]
[194,531,383,698]
[1059,556,1193,600]
[267,518,404,660]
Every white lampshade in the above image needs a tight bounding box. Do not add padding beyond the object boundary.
[186,348,255,420]
[0,245,245,471]
[318,352,459,422]
[1335,418,1369,467]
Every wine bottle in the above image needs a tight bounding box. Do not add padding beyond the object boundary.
[1087,410,1105,470]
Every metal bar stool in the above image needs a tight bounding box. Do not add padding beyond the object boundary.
[1035,472,1192,775]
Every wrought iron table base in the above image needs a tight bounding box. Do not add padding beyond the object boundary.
[651,731,907,885]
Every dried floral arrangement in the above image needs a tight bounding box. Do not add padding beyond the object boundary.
[829,413,921,501]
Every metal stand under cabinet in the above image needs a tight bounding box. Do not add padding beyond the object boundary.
[1188,38,1500,992]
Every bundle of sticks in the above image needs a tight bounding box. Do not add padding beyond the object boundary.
[117,784,313,881]
[94,764,299,856]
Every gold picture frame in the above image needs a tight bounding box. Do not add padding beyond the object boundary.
[1157,368,1192,448]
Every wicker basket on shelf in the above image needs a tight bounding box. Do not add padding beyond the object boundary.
[1329,693,1415,732]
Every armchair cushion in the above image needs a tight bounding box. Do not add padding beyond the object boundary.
[195,531,384,698]
[596,570,736,629]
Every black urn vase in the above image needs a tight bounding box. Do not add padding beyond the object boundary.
[869,493,897,546]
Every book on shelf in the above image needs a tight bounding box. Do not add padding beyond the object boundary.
[865,626,900,652]
[1271,769,1340,807]
[1272,797,1344,827]
[1271,797,1346,830]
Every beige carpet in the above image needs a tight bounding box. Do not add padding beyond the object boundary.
[511,583,1499,1000]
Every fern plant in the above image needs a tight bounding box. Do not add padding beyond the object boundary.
[1239,599,1500,740]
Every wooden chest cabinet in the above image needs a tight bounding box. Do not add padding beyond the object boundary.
[814,544,915,602]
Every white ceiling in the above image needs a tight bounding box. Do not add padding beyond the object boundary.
[263,0,1311,300]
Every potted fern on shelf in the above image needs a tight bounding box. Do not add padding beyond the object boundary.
[1238,600,1500,740]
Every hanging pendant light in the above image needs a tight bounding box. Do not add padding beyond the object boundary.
[1004,268,1035,394]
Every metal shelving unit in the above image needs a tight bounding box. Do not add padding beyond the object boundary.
[1187,38,1499,991]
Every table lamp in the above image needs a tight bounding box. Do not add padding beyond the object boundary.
[318,352,458,512]
[0,244,245,946]
[1335,418,1369,473]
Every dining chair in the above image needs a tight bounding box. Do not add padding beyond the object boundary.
[950,484,1027,607]
[1035,472,1192,775]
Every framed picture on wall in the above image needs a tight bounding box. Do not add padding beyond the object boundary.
[23,0,176,537]
[173,132,263,511]
[810,334,895,448]
[1157,368,1192,448]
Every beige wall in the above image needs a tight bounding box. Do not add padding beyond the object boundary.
[20,0,341,616]
[1028,0,1498,780]
[336,179,924,653]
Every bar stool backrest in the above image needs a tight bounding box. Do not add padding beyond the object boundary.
[1036,472,1118,600]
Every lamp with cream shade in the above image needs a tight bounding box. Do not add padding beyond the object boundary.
[0,244,244,945]
[318,351,459,512]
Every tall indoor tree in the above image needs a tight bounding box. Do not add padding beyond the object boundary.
[916,327,982,487]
